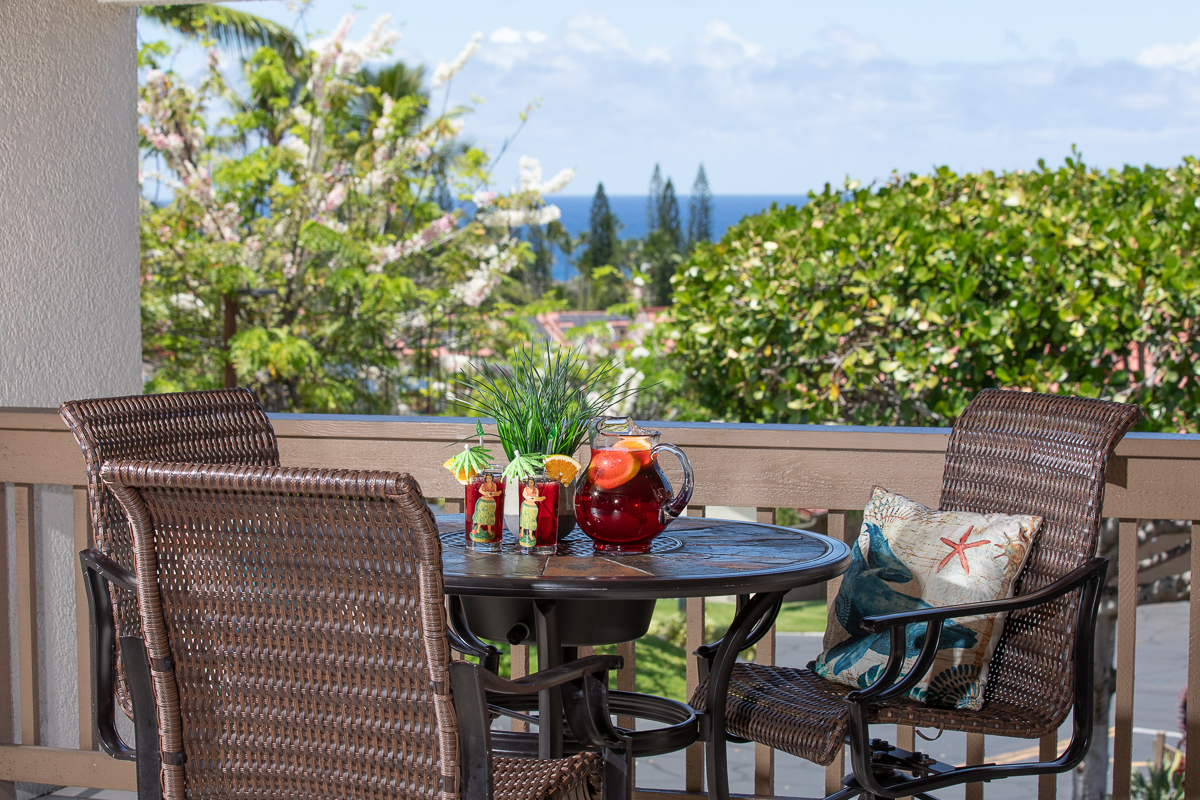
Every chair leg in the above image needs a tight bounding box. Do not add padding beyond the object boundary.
[823,787,864,800]
[601,744,632,800]
[121,637,161,800]
[704,724,731,800]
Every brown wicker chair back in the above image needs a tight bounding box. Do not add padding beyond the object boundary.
[939,388,1142,730]
[60,389,278,715]
[102,461,459,800]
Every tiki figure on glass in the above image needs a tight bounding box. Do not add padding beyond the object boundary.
[518,481,543,549]
[517,472,560,555]
[467,472,505,551]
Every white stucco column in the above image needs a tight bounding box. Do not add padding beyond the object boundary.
[0,3,140,793]
[0,0,141,408]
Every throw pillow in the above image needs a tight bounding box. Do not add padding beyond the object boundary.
[810,486,1042,710]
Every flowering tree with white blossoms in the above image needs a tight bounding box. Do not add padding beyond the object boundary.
[139,15,573,412]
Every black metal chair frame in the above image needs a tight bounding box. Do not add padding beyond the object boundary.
[80,550,161,796]
[698,557,1107,799]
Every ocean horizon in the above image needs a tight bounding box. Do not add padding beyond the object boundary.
[544,194,810,282]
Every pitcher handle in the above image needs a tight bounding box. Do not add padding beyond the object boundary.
[652,443,694,524]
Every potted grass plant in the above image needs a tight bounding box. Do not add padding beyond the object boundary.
[449,342,641,534]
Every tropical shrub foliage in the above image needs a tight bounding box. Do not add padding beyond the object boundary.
[663,155,1200,430]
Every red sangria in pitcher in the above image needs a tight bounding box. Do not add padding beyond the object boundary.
[574,417,694,554]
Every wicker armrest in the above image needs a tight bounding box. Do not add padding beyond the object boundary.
[473,654,623,695]
[849,558,1109,704]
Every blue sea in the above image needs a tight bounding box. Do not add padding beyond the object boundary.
[545,195,809,282]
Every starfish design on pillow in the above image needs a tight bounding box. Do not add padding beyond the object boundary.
[937,526,992,574]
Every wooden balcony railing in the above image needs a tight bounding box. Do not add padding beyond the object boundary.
[1,407,1198,800]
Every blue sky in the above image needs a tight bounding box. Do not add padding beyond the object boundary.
[147,2,1200,194]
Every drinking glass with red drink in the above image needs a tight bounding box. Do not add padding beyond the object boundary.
[574,417,694,554]
[465,470,505,551]
[516,469,561,555]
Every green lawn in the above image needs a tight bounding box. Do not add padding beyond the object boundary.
[479,599,827,702]
[690,599,828,636]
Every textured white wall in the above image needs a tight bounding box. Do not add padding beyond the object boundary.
[0,2,140,792]
[0,0,141,408]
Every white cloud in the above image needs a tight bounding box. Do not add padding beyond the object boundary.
[1137,35,1200,71]
[481,27,549,69]
[698,20,765,61]
[490,27,522,45]
[564,12,632,55]
[805,26,892,68]
[448,16,1200,193]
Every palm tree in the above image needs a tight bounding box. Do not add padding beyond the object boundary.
[359,63,429,120]
[140,5,303,63]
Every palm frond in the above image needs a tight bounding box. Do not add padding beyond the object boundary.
[353,62,430,136]
[141,5,303,63]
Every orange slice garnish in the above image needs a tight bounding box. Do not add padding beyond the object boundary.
[613,437,653,467]
[588,450,640,489]
[543,454,583,485]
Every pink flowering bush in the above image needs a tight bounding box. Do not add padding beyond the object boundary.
[139,17,569,412]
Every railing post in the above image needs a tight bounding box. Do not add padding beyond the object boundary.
[1111,519,1139,800]
[510,644,529,732]
[754,508,776,798]
[73,487,96,751]
[616,641,636,731]
[1038,734,1057,800]
[824,510,850,797]
[0,486,13,800]
[14,485,38,748]
[685,504,707,795]
[685,596,706,795]
[1188,520,1200,800]
[616,638,635,789]
[965,734,985,800]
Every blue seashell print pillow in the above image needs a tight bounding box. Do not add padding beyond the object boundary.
[810,486,1042,710]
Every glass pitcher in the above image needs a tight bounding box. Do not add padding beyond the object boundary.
[574,417,694,554]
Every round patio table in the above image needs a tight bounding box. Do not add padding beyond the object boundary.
[435,514,851,761]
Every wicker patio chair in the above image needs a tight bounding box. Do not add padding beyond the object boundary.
[94,459,630,800]
[691,389,1142,800]
[61,389,278,763]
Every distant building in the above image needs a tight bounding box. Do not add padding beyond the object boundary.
[532,308,666,345]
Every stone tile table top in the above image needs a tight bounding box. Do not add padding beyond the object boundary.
[437,515,851,599]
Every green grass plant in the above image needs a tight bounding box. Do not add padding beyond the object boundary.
[451,342,640,460]
[1131,752,1185,800]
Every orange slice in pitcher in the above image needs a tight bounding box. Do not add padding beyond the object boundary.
[613,436,654,467]
[543,454,583,485]
[589,450,640,489]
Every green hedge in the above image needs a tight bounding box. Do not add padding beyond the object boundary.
[664,156,1200,430]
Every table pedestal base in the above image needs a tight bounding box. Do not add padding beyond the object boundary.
[488,690,698,759]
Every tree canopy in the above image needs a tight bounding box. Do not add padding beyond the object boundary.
[139,17,569,413]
